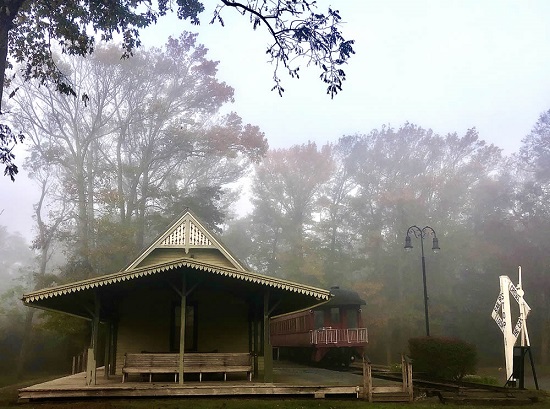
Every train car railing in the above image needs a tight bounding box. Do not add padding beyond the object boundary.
[310,327,368,344]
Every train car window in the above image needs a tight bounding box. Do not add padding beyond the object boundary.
[298,316,306,331]
[347,309,358,328]
[314,310,324,328]
[330,307,340,325]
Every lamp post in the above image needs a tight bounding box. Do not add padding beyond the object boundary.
[404,225,440,337]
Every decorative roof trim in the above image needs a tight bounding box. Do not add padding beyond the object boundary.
[22,257,330,304]
[125,210,245,271]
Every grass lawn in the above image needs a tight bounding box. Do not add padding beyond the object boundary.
[1,396,548,409]
[0,397,546,409]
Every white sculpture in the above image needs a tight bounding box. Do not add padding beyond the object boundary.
[491,266,531,382]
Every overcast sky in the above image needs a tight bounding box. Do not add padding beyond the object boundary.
[2,0,550,240]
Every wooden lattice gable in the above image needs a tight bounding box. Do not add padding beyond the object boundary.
[125,210,245,271]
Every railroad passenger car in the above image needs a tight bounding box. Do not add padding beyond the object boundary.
[270,286,367,366]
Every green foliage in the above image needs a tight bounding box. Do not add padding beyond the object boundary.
[211,1,355,98]
[409,336,478,380]
[5,0,204,102]
[0,124,24,181]
[89,217,138,274]
[13,33,267,273]
[246,142,333,283]
[2,0,352,182]
[37,312,89,340]
[4,0,353,105]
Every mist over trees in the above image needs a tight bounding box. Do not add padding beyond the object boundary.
[224,119,550,365]
[10,32,267,279]
[0,28,549,377]
[1,0,354,181]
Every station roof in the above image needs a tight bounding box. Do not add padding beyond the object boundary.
[22,210,331,320]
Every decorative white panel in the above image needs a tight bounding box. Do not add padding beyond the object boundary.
[160,223,186,246]
[189,221,212,246]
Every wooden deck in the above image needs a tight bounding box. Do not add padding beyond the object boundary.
[19,362,366,401]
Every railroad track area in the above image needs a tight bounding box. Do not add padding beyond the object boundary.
[343,363,547,405]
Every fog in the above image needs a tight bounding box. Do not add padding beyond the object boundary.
[1,0,550,383]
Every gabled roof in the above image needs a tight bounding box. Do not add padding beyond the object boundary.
[22,209,331,318]
[125,209,245,271]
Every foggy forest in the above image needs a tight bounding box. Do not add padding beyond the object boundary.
[1,32,550,383]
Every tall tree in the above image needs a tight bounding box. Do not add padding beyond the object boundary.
[0,225,33,293]
[315,136,359,287]
[15,150,70,377]
[248,141,332,283]
[13,48,122,275]
[93,34,267,250]
[12,34,267,277]
[1,0,354,181]
[1,0,353,109]
[323,124,506,360]
[514,109,550,365]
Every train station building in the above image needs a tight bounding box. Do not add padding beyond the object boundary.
[21,209,331,391]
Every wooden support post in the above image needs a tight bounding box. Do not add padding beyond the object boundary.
[406,356,413,401]
[85,348,95,386]
[401,354,406,391]
[103,322,111,379]
[110,321,118,375]
[363,356,373,402]
[248,305,254,379]
[178,274,187,385]
[86,293,100,386]
[263,291,273,382]
[253,314,259,379]
[248,309,253,354]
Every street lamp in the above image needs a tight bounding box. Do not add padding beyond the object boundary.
[404,225,440,337]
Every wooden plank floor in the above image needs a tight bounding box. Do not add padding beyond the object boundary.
[19,363,367,401]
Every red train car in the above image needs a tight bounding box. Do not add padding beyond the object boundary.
[270,286,368,366]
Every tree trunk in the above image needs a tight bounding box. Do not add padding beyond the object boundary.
[16,309,35,379]
[116,134,126,222]
[86,144,96,275]
[76,166,91,271]
[135,172,149,251]
[0,15,9,112]
[0,0,26,112]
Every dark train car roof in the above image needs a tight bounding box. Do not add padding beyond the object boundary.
[322,286,366,307]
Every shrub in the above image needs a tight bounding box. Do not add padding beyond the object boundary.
[408,336,477,381]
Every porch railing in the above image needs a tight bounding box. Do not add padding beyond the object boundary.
[72,349,88,374]
[310,327,368,345]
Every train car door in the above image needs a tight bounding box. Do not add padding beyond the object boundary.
[329,307,342,328]
[347,307,361,330]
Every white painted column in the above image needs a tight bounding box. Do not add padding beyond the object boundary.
[178,274,187,385]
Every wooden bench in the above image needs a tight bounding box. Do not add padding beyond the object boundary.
[122,353,178,382]
[122,352,252,383]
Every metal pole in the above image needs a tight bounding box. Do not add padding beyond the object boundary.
[406,225,437,338]
[420,234,430,336]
